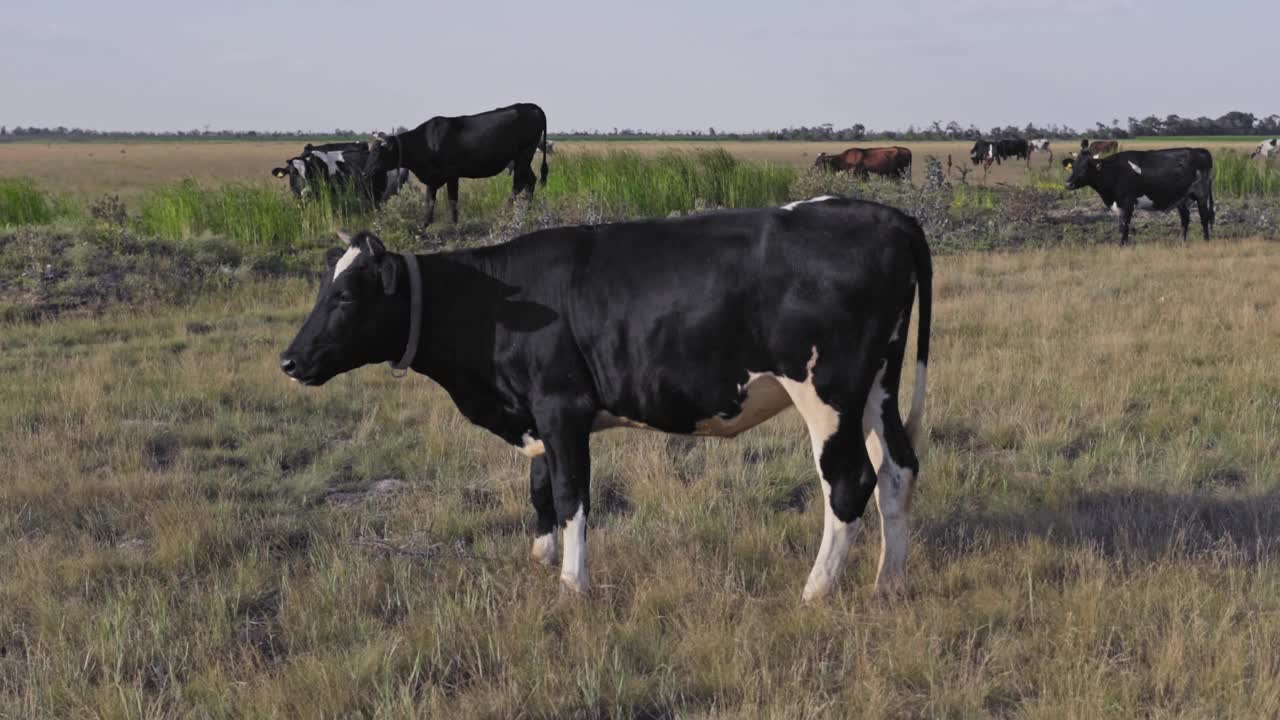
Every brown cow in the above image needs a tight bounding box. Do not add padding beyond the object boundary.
[1084,139,1119,155]
[815,146,913,180]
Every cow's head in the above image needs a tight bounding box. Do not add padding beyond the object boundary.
[1063,151,1097,190]
[272,157,312,197]
[279,231,406,386]
[969,142,985,165]
[365,133,401,178]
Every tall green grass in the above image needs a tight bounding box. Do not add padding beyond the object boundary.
[0,178,73,226]
[135,180,369,249]
[1213,151,1280,197]
[460,149,798,218]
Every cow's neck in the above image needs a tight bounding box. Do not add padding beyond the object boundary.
[399,251,530,436]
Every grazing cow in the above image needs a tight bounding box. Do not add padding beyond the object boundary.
[814,146,912,180]
[365,103,549,225]
[1251,138,1279,159]
[1029,139,1053,162]
[279,196,933,602]
[1063,148,1215,245]
[970,139,1030,168]
[271,142,410,206]
[970,140,997,169]
[1083,139,1120,155]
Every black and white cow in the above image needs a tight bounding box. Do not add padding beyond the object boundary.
[1063,148,1215,244]
[1029,139,1052,162]
[365,103,549,225]
[279,196,933,601]
[1251,138,1279,159]
[271,142,410,206]
[970,138,1029,168]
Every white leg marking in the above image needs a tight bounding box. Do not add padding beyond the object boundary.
[560,504,589,594]
[778,348,857,603]
[333,246,361,280]
[531,532,558,566]
[862,362,912,596]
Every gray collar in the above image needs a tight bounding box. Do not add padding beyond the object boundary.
[390,251,422,371]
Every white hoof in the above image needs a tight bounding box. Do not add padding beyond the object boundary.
[802,574,835,605]
[559,572,590,596]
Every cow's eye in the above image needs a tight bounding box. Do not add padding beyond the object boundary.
[336,290,355,304]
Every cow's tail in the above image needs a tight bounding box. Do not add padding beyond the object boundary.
[903,216,932,457]
[539,121,549,187]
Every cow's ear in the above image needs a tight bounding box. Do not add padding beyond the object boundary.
[357,233,386,259]
[272,167,288,178]
[378,257,399,296]
[325,247,345,269]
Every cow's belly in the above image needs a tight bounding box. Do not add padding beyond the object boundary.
[593,373,793,439]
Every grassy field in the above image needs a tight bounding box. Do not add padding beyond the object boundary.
[2,237,1278,717]
[1,139,1268,200]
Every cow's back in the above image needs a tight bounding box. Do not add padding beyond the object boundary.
[469,200,924,428]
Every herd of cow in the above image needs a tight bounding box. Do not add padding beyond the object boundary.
[272,100,1278,601]
[812,136,1234,245]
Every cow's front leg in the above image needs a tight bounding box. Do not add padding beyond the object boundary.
[424,183,439,226]
[538,409,594,594]
[529,456,558,566]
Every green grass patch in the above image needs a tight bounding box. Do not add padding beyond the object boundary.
[0,178,75,226]
[455,148,798,219]
[135,179,371,249]
[1213,150,1280,197]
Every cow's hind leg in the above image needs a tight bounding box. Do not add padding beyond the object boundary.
[863,309,920,596]
[529,456,558,566]
[1197,194,1214,241]
[779,350,879,603]
[1178,202,1192,242]
[424,183,439,226]
[446,179,460,224]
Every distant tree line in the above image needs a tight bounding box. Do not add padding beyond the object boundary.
[2,111,1276,143]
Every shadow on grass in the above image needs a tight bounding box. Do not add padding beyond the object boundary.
[921,487,1280,565]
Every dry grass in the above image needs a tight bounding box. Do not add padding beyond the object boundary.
[1,139,1265,201]
[1,239,1278,717]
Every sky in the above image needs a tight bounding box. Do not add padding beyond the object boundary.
[3,0,1276,134]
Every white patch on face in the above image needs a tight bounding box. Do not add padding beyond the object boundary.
[1136,195,1156,210]
[1128,161,1143,175]
[781,195,838,211]
[290,158,307,178]
[517,431,545,458]
[560,504,589,594]
[332,246,361,280]
[531,532,557,566]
